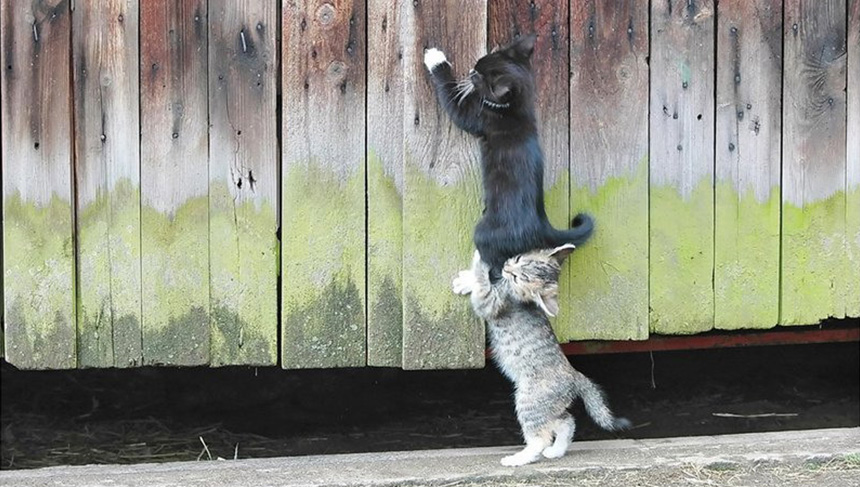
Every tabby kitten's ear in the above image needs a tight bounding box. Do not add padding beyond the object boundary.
[534,288,560,318]
[505,33,537,61]
[548,243,576,265]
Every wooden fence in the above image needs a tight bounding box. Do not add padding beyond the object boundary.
[1,0,857,370]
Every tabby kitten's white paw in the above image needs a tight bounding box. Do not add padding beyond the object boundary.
[500,452,539,467]
[541,444,567,459]
[452,270,475,295]
[424,48,448,71]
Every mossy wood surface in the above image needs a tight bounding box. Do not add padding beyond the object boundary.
[140,0,211,365]
[649,0,716,335]
[401,0,486,370]
[714,0,781,330]
[566,0,649,341]
[73,0,142,368]
[208,1,278,366]
[847,0,860,318]
[367,0,404,367]
[281,0,367,369]
[1,0,76,369]
[781,0,849,325]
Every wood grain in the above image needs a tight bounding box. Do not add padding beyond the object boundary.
[781,0,848,325]
[649,0,715,334]
[367,0,404,367]
[1,0,76,369]
[714,0,781,330]
[401,0,486,369]
[208,0,278,366]
[73,0,142,367]
[847,0,860,318]
[281,0,367,368]
[140,0,210,365]
[566,0,649,341]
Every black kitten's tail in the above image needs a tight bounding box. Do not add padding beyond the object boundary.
[546,213,594,248]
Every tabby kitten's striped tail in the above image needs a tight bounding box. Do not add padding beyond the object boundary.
[573,371,632,431]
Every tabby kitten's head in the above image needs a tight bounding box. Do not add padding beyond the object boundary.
[459,34,536,111]
[501,244,576,318]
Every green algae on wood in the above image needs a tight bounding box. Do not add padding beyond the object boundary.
[208,1,279,366]
[281,165,366,369]
[847,0,860,318]
[140,198,210,365]
[76,181,143,367]
[209,184,278,366]
[367,152,403,367]
[650,181,715,334]
[565,163,649,341]
[3,194,76,369]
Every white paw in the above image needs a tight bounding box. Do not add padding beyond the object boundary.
[541,445,567,459]
[500,453,539,467]
[424,48,448,71]
[452,270,475,295]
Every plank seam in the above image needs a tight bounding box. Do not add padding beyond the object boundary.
[364,0,369,367]
[647,0,652,333]
[777,0,785,325]
[712,0,718,329]
[276,0,283,369]
[137,0,145,365]
[68,0,79,369]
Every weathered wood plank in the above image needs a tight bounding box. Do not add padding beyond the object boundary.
[566,0,649,341]
[781,0,848,325]
[649,0,715,335]
[401,0,485,369]
[847,0,860,318]
[488,0,574,339]
[73,0,142,368]
[367,0,403,367]
[208,1,278,366]
[281,0,366,368]
[140,0,210,365]
[1,0,76,369]
[714,0,781,330]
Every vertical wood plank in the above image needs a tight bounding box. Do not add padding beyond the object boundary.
[281,0,366,368]
[140,0,210,365]
[714,0,781,330]
[488,0,574,339]
[1,0,76,369]
[781,0,848,325]
[566,0,649,341]
[650,0,715,335]
[208,1,278,366]
[367,0,403,367]
[73,0,142,368]
[847,0,860,318]
[401,0,485,369]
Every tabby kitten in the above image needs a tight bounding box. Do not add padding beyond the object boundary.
[453,246,630,466]
[423,35,593,278]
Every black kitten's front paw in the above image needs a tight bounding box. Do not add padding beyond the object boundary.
[424,48,448,71]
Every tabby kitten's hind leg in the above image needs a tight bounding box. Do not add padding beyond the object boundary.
[542,414,575,459]
[501,433,552,467]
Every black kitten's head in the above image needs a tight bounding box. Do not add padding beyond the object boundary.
[469,34,536,111]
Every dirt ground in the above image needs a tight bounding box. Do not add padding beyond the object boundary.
[1,339,858,470]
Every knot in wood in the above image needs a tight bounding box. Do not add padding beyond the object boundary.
[326,61,348,85]
[316,3,336,27]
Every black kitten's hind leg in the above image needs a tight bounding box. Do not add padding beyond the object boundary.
[545,213,595,248]
[423,48,485,136]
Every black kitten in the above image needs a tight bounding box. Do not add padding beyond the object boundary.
[423,34,594,278]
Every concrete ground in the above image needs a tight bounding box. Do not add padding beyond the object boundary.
[1,428,858,487]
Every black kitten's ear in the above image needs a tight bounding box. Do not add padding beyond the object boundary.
[506,33,537,60]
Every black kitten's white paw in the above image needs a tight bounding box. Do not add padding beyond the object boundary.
[424,48,448,71]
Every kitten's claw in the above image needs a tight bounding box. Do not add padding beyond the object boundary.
[424,48,448,71]
[452,270,475,295]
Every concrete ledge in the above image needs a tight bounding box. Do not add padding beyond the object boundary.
[1,428,858,487]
